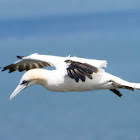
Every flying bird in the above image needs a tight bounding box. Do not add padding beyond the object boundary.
[2,53,140,100]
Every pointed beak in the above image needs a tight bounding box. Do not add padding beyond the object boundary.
[10,84,27,100]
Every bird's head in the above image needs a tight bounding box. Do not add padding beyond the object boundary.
[10,69,47,100]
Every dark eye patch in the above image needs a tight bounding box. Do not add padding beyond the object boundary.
[21,80,28,85]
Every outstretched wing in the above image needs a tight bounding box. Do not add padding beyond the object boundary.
[65,60,99,82]
[2,53,66,73]
[64,56,107,82]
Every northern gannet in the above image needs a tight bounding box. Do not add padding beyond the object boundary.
[2,53,140,100]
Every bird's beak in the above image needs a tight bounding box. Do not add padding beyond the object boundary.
[10,84,27,100]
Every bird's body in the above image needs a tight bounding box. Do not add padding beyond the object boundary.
[2,53,140,99]
[41,70,112,92]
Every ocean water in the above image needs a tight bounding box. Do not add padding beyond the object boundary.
[0,10,140,140]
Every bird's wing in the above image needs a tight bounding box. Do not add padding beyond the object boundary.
[64,55,108,82]
[65,60,99,82]
[2,53,66,73]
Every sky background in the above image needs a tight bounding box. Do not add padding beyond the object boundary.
[0,0,140,140]
[0,0,140,19]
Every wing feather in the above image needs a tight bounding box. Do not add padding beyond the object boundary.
[74,69,85,82]
[2,53,65,73]
[65,60,98,82]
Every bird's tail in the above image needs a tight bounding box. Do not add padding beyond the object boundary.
[126,82,140,90]
[109,79,140,97]
[107,73,140,97]
[110,77,140,91]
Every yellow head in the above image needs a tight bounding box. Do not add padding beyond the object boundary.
[10,69,48,100]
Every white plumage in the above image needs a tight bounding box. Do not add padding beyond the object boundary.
[2,53,140,100]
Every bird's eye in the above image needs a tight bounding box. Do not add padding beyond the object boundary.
[21,80,28,85]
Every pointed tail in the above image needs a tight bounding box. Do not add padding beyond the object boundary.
[110,80,140,98]
[108,73,140,97]
[111,79,140,91]
[127,82,140,90]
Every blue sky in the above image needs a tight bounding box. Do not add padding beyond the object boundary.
[0,0,140,19]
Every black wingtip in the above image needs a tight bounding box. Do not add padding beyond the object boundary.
[17,56,24,59]
[0,67,3,72]
[1,67,5,72]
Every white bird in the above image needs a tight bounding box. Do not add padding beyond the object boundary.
[2,53,140,100]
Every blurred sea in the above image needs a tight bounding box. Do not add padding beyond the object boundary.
[0,10,140,140]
